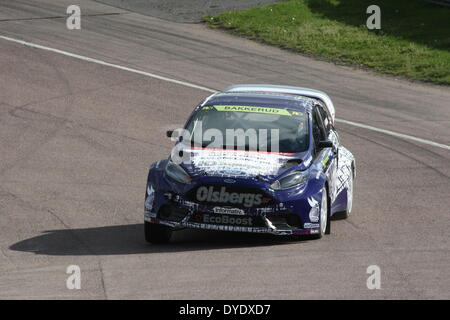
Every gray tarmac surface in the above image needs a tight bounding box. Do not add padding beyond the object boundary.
[95,0,281,22]
[0,0,449,299]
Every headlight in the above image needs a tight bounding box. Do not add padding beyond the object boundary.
[270,170,308,190]
[165,160,191,184]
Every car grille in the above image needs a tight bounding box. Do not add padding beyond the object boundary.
[157,205,188,222]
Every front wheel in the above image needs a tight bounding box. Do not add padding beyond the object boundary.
[144,221,172,244]
[308,187,330,240]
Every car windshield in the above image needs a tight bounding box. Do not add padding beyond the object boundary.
[184,105,309,153]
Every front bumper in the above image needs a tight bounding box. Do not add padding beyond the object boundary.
[145,169,324,236]
[144,211,320,236]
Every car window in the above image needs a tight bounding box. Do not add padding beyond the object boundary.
[184,105,309,153]
[312,107,326,151]
[317,105,331,135]
[312,110,324,153]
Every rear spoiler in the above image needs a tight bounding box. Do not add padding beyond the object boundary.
[223,84,335,124]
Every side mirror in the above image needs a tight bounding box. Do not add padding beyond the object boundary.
[166,130,175,138]
[318,140,334,149]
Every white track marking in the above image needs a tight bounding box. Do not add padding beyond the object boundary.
[0,35,217,93]
[336,118,450,150]
[1,35,449,151]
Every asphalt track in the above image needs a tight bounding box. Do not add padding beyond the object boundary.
[0,0,449,299]
[95,0,281,23]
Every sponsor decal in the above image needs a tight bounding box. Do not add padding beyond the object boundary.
[221,169,246,176]
[255,202,286,215]
[321,156,330,168]
[144,212,157,219]
[191,149,290,176]
[213,207,245,215]
[191,213,253,226]
[196,186,263,208]
[212,105,292,116]
[304,223,320,229]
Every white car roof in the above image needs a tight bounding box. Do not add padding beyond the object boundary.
[223,84,335,123]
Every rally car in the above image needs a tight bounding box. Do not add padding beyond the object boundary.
[144,85,355,243]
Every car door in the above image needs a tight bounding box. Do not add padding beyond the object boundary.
[312,105,338,202]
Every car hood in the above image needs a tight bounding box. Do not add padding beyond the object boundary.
[181,147,308,181]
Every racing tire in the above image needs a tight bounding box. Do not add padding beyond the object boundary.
[144,221,172,244]
[308,187,330,240]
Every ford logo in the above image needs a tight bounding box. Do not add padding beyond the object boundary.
[224,179,236,184]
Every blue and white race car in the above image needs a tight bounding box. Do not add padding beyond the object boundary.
[145,85,355,243]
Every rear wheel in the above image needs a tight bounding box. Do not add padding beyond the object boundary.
[144,221,172,244]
